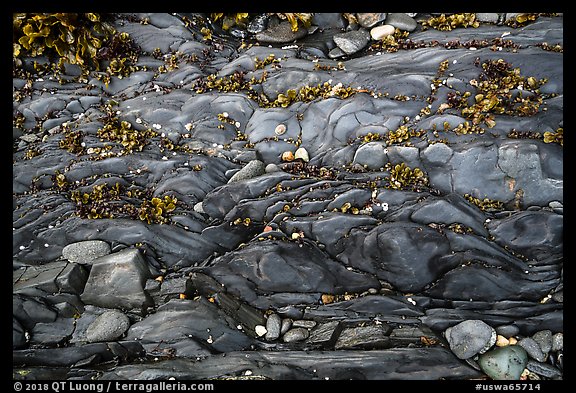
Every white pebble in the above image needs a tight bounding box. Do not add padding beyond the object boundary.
[244,370,253,376]
[162,156,168,160]
[44,243,49,248]
[255,325,267,336]
[142,97,147,101]
[19,245,25,250]
[452,60,457,64]
[136,118,142,124]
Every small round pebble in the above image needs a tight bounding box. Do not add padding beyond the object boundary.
[370,25,395,40]
[282,327,309,343]
[265,313,282,341]
[274,124,287,136]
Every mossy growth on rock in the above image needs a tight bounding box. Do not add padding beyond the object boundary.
[210,13,312,33]
[13,13,141,83]
[420,13,480,31]
[464,193,504,211]
[69,180,177,224]
[543,127,563,146]
[386,162,428,190]
[96,103,158,155]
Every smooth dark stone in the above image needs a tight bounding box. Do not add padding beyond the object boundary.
[13,341,145,367]
[100,348,483,380]
[81,248,153,313]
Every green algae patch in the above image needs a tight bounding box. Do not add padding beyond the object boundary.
[421,13,480,31]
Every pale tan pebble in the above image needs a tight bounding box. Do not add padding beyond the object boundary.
[496,335,510,347]
[508,337,518,345]
[370,24,395,40]
[282,151,294,161]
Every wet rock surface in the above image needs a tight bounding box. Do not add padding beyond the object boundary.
[12,12,562,381]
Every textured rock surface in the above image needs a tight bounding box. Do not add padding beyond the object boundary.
[12,12,563,380]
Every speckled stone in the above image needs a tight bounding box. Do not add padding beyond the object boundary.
[62,240,111,264]
[478,345,529,380]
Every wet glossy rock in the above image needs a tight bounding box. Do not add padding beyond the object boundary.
[445,320,496,359]
[385,13,418,32]
[333,29,371,55]
[478,345,528,380]
[282,327,309,343]
[80,248,153,313]
[256,21,308,43]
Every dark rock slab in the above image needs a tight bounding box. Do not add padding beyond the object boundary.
[13,261,88,295]
[337,222,453,293]
[306,321,342,347]
[487,211,563,261]
[81,248,153,313]
[13,294,58,330]
[203,239,380,309]
[29,317,75,346]
[100,347,482,380]
[256,21,308,44]
[13,318,27,349]
[126,298,255,356]
[13,341,145,368]
[427,263,559,302]
[334,324,391,350]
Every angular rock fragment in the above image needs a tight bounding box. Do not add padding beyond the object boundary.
[81,248,153,313]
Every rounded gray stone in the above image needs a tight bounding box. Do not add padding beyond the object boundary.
[532,330,552,354]
[551,332,563,352]
[421,142,453,165]
[353,142,388,170]
[265,163,281,173]
[85,310,131,343]
[518,337,547,362]
[478,345,529,380]
[62,240,112,264]
[265,313,282,341]
[357,13,387,28]
[385,13,418,32]
[256,21,308,44]
[495,325,520,338]
[333,29,371,55]
[475,13,500,23]
[228,160,266,183]
[445,320,497,359]
[282,327,309,343]
[280,318,293,335]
